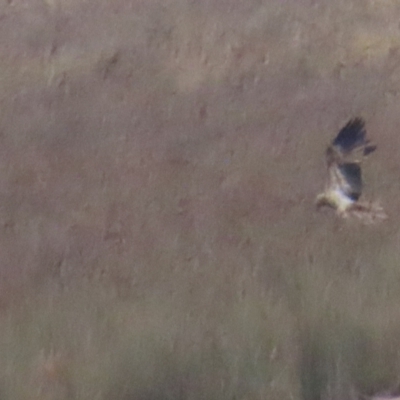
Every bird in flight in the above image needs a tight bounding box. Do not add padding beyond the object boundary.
[316,118,387,224]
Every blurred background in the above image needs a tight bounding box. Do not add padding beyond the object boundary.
[1,0,400,399]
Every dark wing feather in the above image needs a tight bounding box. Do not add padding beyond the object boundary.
[363,144,377,156]
[337,162,363,201]
[332,118,367,154]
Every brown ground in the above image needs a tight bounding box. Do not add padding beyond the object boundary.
[1,0,400,399]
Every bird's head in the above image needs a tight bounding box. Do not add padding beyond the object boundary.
[315,192,335,210]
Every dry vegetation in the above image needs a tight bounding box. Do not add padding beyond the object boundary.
[1,0,400,399]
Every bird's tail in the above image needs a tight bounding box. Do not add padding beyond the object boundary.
[349,201,387,224]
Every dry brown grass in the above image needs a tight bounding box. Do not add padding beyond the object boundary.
[1,0,400,399]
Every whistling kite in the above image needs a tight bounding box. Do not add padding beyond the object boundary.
[316,118,386,223]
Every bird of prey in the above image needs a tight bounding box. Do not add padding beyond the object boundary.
[316,118,386,223]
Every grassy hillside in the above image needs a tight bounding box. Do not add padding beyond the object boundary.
[1,0,400,399]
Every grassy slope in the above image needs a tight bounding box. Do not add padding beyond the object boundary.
[1,0,400,398]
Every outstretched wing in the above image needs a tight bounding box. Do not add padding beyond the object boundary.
[330,162,363,201]
[333,118,367,154]
[326,118,376,165]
